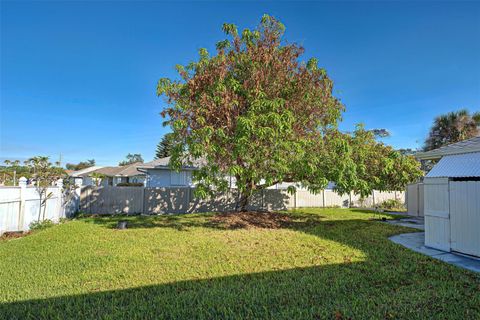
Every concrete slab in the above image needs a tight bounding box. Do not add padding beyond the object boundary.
[389,232,480,273]
[385,217,424,230]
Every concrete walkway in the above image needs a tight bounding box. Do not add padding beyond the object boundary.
[390,232,480,273]
[385,217,424,230]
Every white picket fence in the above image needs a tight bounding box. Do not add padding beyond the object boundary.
[0,178,79,234]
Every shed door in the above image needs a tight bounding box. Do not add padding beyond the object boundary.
[450,181,480,257]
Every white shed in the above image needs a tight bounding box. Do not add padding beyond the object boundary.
[417,137,480,257]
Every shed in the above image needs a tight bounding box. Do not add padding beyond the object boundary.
[417,137,480,257]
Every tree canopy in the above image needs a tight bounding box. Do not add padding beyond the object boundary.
[65,159,95,171]
[424,109,480,151]
[119,154,144,166]
[158,15,422,210]
[155,133,175,159]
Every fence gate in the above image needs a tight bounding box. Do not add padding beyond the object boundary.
[449,181,480,257]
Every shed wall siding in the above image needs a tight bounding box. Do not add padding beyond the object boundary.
[424,178,451,251]
[450,181,480,257]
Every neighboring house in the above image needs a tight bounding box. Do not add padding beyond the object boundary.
[70,163,146,187]
[137,157,197,187]
[69,166,104,187]
[138,156,328,190]
[416,136,480,257]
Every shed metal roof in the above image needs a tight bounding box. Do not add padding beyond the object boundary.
[426,152,480,178]
[416,136,480,160]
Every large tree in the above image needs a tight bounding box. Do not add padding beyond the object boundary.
[158,15,421,210]
[155,133,175,159]
[424,109,480,151]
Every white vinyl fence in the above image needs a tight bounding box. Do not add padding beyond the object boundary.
[0,178,79,234]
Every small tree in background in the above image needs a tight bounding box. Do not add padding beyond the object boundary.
[90,172,106,187]
[424,109,480,151]
[155,133,175,159]
[119,154,144,166]
[25,156,65,221]
[158,15,422,210]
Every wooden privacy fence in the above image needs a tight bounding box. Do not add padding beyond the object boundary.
[80,186,405,215]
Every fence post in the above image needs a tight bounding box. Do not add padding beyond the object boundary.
[142,187,146,214]
[55,179,64,219]
[372,190,376,207]
[322,190,326,208]
[294,190,297,209]
[261,189,265,210]
[18,177,27,231]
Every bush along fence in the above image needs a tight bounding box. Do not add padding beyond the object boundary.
[0,177,79,234]
[79,186,405,215]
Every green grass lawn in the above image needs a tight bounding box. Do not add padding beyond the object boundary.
[0,208,479,319]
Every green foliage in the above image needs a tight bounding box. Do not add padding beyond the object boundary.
[1,160,32,185]
[25,156,66,222]
[65,159,95,171]
[90,172,105,187]
[157,15,423,209]
[333,125,423,197]
[118,154,144,166]
[424,109,480,151]
[155,133,175,159]
[379,199,405,211]
[0,209,478,318]
[29,219,55,232]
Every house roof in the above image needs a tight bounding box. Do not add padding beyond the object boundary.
[426,152,480,178]
[139,157,171,169]
[69,166,104,177]
[138,157,204,170]
[416,136,480,160]
[96,162,144,177]
[115,162,145,176]
[74,162,145,177]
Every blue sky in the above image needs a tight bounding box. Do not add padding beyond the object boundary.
[1,1,479,166]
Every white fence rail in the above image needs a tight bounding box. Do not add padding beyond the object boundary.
[0,178,79,234]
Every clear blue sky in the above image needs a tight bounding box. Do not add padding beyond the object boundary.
[1,1,479,166]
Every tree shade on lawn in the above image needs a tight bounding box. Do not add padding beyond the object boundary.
[0,209,478,319]
[158,15,422,210]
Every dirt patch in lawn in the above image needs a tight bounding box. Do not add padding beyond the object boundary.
[208,211,292,229]
[0,231,31,241]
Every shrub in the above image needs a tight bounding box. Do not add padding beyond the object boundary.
[379,199,405,211]
[29,219,55,231]
[116,183,144,187]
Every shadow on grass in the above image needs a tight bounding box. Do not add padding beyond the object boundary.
[1,210,479,319]
[79,210,329,231]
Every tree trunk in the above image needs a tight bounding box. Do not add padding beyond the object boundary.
[238,192,250,212]
[237,180,254,212]
[37,193,43,222]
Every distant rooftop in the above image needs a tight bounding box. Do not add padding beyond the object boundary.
[71,162,145,177]
[138,156,204,170]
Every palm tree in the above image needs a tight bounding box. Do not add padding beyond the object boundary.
[424,109,480,151]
